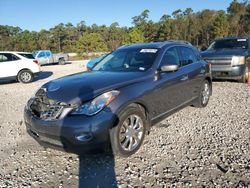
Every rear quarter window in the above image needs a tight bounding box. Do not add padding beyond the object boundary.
[18,53,34,59]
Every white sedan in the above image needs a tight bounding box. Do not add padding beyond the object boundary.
[0,51,40,83]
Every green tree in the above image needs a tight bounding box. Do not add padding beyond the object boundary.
[76,32,108,55]
[227,0,247,35]
[212,11,229,38]
[239,3,250,35]
[132,9,150,30]
[157,14,172,41]
[197,9,217,46]
[123,28,145,44]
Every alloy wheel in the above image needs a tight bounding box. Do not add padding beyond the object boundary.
[119,114,144,151]
[202,82,210,105]
[21,72,32,82]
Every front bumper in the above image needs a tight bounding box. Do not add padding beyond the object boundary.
[211,64,246,80]
[24,107,116,154]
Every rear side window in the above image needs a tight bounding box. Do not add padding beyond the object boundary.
[18,53,34,59]
[0,53,20,62]
[179,47,197,67]
[46,51,51,57]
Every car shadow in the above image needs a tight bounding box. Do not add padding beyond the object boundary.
[40,62,72,66]
[33,71,53,81]
[0,79,16,85]
[78,154,117,188]
[212,79,238,83]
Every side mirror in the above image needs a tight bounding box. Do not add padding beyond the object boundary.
[160,64,179,72]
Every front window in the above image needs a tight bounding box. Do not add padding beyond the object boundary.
[208,38,248,50]
[92,48,158,72]
[38,52,45,58]
[179,47,197,66]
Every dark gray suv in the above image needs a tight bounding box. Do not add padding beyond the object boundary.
[24,41,212,157]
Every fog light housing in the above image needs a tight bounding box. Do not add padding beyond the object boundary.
[75,133,93,142]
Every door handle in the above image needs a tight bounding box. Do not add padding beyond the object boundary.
[180,75,188,81]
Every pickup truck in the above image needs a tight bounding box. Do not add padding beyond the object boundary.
[32,50,69,65]
[201,36,250,83]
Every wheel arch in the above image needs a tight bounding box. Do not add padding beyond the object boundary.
[114,101,151,134]
[16,68,33,80]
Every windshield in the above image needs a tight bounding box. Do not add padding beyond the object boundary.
[208,38,248,50]
[32,51,39,57]
[92,48,158,72]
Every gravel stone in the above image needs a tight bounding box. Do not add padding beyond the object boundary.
[0,63,250,187]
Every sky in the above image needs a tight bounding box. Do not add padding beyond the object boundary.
[0,0,235,31]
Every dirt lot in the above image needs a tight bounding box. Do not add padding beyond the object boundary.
[0,62,250,188]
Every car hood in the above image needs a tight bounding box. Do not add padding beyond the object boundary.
[42,71,148,104]
[201,49,248,58]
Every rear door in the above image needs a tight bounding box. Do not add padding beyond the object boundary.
[45,51,53,63]
[0,53,20,78]
[37,51,47,65]
[178,46,204,99]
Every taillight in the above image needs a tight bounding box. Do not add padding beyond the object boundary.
[33,60,38,64]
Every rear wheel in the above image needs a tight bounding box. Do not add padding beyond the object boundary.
[17,70,33,83]
[110,104,147,157]
[59,58,65,65]
[193,80,210,108]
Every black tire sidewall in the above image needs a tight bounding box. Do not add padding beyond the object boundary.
[240,66,248,83]
[18,70,33,83]
[110,105,147,157]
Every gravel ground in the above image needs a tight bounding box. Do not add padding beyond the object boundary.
[0,62,250,188]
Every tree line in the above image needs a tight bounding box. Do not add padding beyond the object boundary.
[0,0,249,55]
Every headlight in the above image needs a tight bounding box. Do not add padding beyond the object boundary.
[71,90,120,116]
[232,56,245,66]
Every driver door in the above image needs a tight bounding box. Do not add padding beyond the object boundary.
[149,47,188,120]
[37,51,47,65]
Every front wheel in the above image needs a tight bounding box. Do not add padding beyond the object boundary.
[238,67,248,83]
[193,80,211,108]
[110,104,147,157]
[17,70,33,83]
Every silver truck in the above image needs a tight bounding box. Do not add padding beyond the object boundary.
[32,50,69,65]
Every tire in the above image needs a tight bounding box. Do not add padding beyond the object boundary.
[59,58,65,65]
[238,67,248,83]
[193,80,211,108]
[110,104,147,157]
[17,70,33,83]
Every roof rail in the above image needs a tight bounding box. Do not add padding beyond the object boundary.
[168,40,192,45]
[159,40,192,47]
[116,44,132,50]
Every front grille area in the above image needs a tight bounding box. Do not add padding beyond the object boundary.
[204,57,232,66]
[28,89,67,120]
